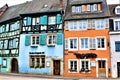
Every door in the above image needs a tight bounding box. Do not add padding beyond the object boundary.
[117,62,120,77]
[98,60,106,78]
[11,58,18,73]
[53,60,60,75]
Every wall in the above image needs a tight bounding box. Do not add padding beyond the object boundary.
[19,34,63,75]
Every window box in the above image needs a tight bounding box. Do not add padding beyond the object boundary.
[69,69,77,72]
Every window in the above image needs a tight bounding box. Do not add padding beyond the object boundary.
[48,16,56,25]
[79,21,87,30]
[10,23,14,31]
[47,34,56,46]
[95,20,104,29]
[69,22,77,30]
[76,6,81,13]
[80,59,90,72]
[115,41,120,52]
[91,4,97,12]
[115,6,120,14]
[32,17,39,25]
[9,39,13,49]
[97,37,105,49]
[89,38,96,49]
[31,35,39,46]
[2,59,7,68]
[80,38,89,50]
[114,21,120,30]
[69,38,78,50]
[30,55,45,68]
[69,60,78,72]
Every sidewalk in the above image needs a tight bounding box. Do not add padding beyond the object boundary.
[0,72,118,80]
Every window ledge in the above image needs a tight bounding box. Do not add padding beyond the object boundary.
[30,45,38,48]
[47,45,55,47]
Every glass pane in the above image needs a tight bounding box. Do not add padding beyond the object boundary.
[70,40,73,48]
[36,36,39,44]
[74,39,77,48]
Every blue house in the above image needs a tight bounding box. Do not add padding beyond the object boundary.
[18,0,65,75]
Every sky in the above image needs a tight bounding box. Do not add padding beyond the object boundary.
[0,0,120,7]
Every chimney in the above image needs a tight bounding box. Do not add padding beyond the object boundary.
[0,4,8,16]
[59,0,63,7]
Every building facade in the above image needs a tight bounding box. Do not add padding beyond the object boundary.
[109,4,120,78]
[18,0,65,75]
[64,0,111,78]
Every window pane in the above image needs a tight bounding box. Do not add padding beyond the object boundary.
[36,36,39,44]
[115,41,120,52]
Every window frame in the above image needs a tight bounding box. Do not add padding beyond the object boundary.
[96,36,106,50]
[114,19,120,31]
[68,37,78,51]
[95,19,105,29]
[31,35,40,46]
[2,58,7,68]
[47,34,57,46]
[9,39,13,49]
[80,59,90,72]
[68,59,78,73]
[79,37,89,50]
[68,21,77,31]
[32,17,39,25]
[115,6,120,14]
[115,41,120,52]
[48,16,56,25]
[79,20,88,30]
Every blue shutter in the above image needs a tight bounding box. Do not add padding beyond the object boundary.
[25,35,30,46]
[40,34,46,45]
[4,40,8,49]
[13,39,16,48]
[43,15,47,25]
[56,14,62,24]
[27,17,32,26]
[14,22,18,30]
[0,57,2,64]
[6,24,9,32]
[57,33,63,45]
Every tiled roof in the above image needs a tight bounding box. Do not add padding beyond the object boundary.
[64,0,110,20]
[108,4,120,17]
[0,0,67,23]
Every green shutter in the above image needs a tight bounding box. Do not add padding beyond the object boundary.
[6,24,9,32]
[13,39,16,48]
[25,35,30,46]
[40,16,43,25]
[40,34,46,45]
[57,33,63,45]
[27,17,32,26]
[56,14,61,24]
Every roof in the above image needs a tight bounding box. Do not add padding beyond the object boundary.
[0,4,8,17]
[108,4,120,17]
[0,0,67,23]
[64,0,110,20]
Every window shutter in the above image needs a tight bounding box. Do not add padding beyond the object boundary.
[0,41,1,49]
[88,20,91,29]
[65,22,69,30]
[40,16,43,25]
[27,17,32,26]
[72,6,75,13]
[81,5,84,12]
[56,14,61,24]
[57,33,63,45]
[65,39,68,49]
[87,5,90,11]
[6,24,9,32]
[14,22,18,30]
[43,15,48,25]
[13,39,16,48]
[105,19,109,28]
[4,40,8,49]
[89,38,96,49]
[92,20,95,29]
[109,19,114,31]
[25,35,30,46]
[92,38,96,49]
[40,34,46,45]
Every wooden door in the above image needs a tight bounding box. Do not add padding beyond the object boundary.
[53,60,60,75]
[117,62,120,77]
[98,60,106,77]
[11,58,18,73]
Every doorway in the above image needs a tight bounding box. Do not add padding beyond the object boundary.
[117,62,120,77]
[11,58,18,73]
[53,60,60,75]
[98,60,106,78]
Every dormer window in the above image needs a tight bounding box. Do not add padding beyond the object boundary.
[115,6,120,14]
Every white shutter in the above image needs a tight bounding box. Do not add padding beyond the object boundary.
[81,5,84,12]
[88,20,91,29]
[89,38,96,49]
[65,39,68,50]
[92,20,95,29]
[105,19,109,28]
[87,5,90,11]
[72,6,75,13]
[65,21,69,30]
